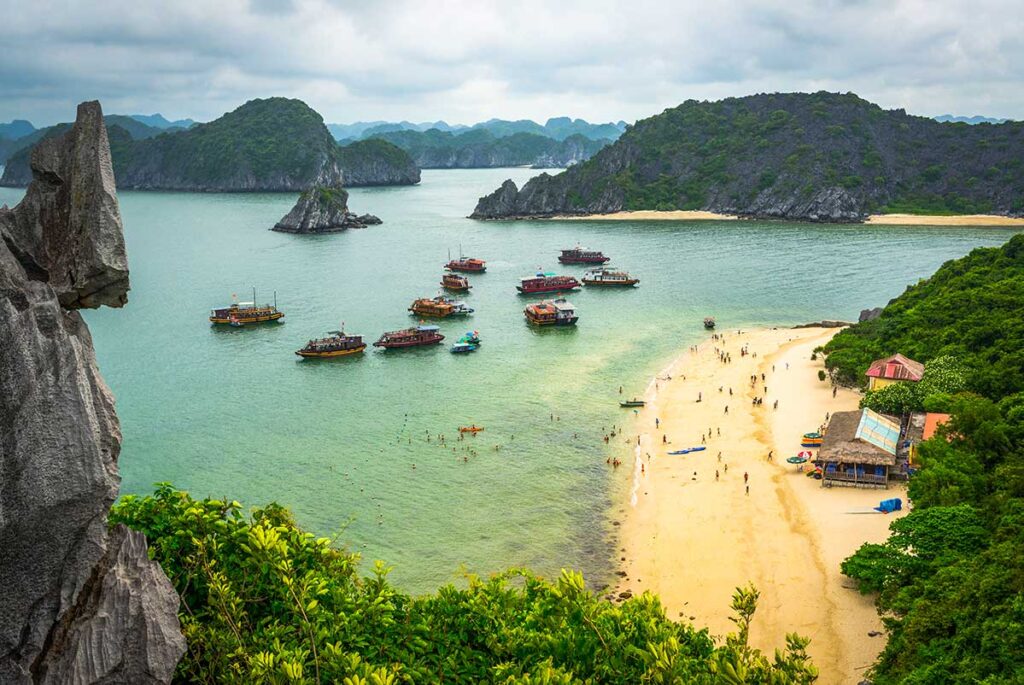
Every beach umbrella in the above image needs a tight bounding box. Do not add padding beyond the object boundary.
[797,450,813,458]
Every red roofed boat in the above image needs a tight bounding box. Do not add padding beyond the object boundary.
[445,246,486,272]
[524,298,578,326]
[517,272,580,294]
[373,325,445,349]
[558,246,610,264]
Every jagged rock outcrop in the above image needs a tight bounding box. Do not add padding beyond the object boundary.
[471,91,1024,222]
[0,101,185,683]
[859,307,883,322]
[272,185,382,233]
[368,129,609,169]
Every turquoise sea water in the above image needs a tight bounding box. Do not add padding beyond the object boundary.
[2,171,1019,592]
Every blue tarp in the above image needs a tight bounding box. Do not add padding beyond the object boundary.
[874,498,903,513]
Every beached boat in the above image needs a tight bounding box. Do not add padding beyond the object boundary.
[524,298,578,326]
[295,329,366,358]
[703,317,716,329]
[408,296,474,318]
[581,269,640,287]
[517,272,581,294]
[441,272,472,291]
[445,246,486,272]
[558,246,610,264]
[373,325,445,349]
[210,288,284,325]
[620,399,645,407]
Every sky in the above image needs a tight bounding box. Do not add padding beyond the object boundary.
[3,0,1023,128]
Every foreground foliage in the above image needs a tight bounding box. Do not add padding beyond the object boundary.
[824,233,1024,398]
[113,486,818,684]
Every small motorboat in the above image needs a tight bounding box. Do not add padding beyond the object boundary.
[459,425,484,434]
[451,341,478,354]
[458,331,481,346]
[620,399,645,407]
[703,317,716,329]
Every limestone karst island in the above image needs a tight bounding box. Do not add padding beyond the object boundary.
[3,3,1023,684]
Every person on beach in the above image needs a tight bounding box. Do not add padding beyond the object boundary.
[773,399,778,410]
[832,386,837,398]
[715,469,719,481]
[724,405,729,414]
[663,435,667,444]
[697,392,702,403]
[692,471,697,481]
[743,471,749,484]
[717,451,722,462]
[724,463,728,474]
[655,417,660,429]
[745,484,750,496]
[619,385,623,394]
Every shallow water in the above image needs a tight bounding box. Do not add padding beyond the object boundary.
[2,171,1018,592]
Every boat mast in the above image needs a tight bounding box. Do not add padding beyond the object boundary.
[252,285,256,307]
[273,290,277,310]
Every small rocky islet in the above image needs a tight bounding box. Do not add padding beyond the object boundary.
[272,184,382,234]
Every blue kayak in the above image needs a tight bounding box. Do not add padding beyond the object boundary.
[668,446,706,455]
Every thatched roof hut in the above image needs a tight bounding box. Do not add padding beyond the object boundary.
[819,410,897,467]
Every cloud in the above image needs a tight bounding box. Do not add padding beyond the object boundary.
[2,0,1022,127]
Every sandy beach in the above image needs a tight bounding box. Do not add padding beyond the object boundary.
[864,213,1024,226]
[555,209,1024,226]
[613,327,904,684]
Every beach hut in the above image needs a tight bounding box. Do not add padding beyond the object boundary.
[904,412,952,468]
[817,409,899,488]
[865,353,924,390]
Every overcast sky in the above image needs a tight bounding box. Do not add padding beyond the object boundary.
[4,0,1023,127]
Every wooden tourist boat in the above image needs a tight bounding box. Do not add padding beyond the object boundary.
[517,273,581,294]
[524,298,578,326]
[559,246,610,264]
[210,288,284,325]
[581,269,639,287]
[408,296,474,318]
[703,316,716,329]
[295,329,366,358]
[445,246,486,272]
[441,272,472,291]
[373,325,445,349]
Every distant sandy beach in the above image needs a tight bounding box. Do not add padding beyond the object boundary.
[556,209,1024,225]
[612,327,904,685]
[864,213,1024,226]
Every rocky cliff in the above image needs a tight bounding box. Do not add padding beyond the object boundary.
[370,129,609,169]
[337,139,420,186]
[472,92,1024,222]
[0,102,185,683]
[273,185,382,233]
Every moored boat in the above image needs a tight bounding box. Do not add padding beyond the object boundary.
[620,399,645,407]
[296,328,366,358]
[703,316,716,329]
[373,325,445,349]
[210,288,284,325]
[451,340,478,354]
[524,298,578,326]
[441,272,472,291]
[445,246,486,272]
[517,272,581,294]
[581,269,639,287]
[559,246,610,264]
[408,296,474,318]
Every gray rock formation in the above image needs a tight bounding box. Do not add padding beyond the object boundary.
[337,139,421,187]
[272,184,382,233]
[0,101,185,683]
[859,307,883,322]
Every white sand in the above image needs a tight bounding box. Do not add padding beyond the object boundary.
[613,327,905,684]
[865,213,1024,226]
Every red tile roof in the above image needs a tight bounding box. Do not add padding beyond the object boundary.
[865,353,925,382]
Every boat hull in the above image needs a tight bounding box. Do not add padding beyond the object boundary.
[559,256,610,264]
[373,338,444,349]
[210,311,285,324]
[517,285,580,294]
[296,345,366,358]
[525,314,578,326]
[581,278,639,287]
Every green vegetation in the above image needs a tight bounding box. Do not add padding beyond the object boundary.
[338,138,413,169]
[823,233,1024,683]
[823,234,1024,398]
[482,92,1024,220]
[841,391,1024,684]
[113,485,819,684]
